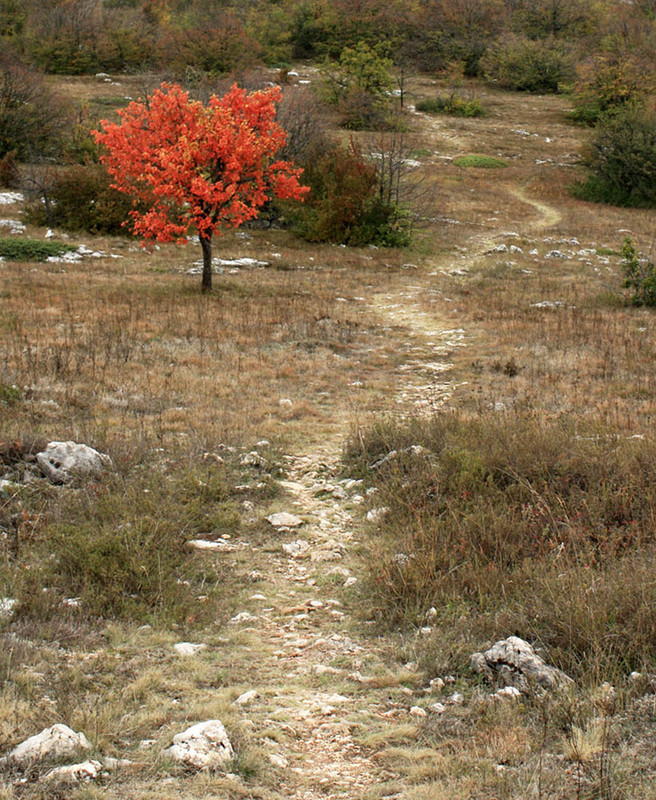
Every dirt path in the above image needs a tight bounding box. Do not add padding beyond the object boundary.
[218,119,567,800]
[508,185,563,230]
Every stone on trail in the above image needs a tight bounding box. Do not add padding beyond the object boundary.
[1,724,92,767]
[233,690,259,707]
[43,759,103,783]
[471,636,573,691]
[165,720,234,769]
[174,642,207,656]
[282,539,310,557]
[267,512,303,528]
[36,441,113,484]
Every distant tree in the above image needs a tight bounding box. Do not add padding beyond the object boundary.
[0,48,66,159]
[92,83,308,292]
[321,40,394,129]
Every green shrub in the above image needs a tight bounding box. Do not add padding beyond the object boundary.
[571,106,656,208]
[453,154,508,168]
[0,238,76,261]
[481,35,574,94]
[24,165,137,235]
[287,145,411,247]
[416,94,484,117]
[346,413,656,680]
[621,237,656,306]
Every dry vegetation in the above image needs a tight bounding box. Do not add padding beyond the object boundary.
[2,71,656,799]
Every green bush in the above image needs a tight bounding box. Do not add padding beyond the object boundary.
[287,145,410,247]
[621,237,656,306]
[346,413,656,680]
[481,35,574,94]
[416,94,484,117]
[571,106,656,208]
[24,165,137,235]
[0,238,76,261]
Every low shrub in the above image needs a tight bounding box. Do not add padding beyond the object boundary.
[453,154,508,169]
[10,459,240,627]
[571,105,656,208]
[621,237,656,306]
[346,413,656,680]
[481,35,574,94]
[24,165,137,235]
[286,144,411,247]
[416,94,484,117]
[0,238,76,261]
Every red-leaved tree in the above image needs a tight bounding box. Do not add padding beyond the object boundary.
[92,83,308,291]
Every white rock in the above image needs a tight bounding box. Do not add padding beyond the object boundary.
[344,577,358,588]
[36,441,112,484]
[494,686,522,700]
[2,724,91,766]
[165,720,234,769]
[0,598,17,617]
[429,677,445,692]
[278,398,293,407]
[240,452,267,468]
[269,753,288,768]
[366,507,390,523]
[267,512,303,528]
[233,690,258,706]
[44,759,102,782]
[282,539,310,557]
[410,706,427,718]
[188,539,231,551]
[449,693,464,704]
[429,702,446,714]
[0,191,23,204]
[174,642,207,657]
[471,636,573,691]
[229,611,258,625]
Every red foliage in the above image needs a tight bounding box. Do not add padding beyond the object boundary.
[92,82,308,290]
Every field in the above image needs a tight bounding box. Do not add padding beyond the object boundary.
[1,70,656,799]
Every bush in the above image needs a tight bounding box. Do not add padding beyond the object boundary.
[346,413,656,680]
[416,94,484,117]
[24,165,137,235]
[569,57,653,125]
[571,106,656,207]
[621,237,656,306]
[481,35,574,94]
[0,238,76,261]
[287,144,410,247]
[0,47,67,159]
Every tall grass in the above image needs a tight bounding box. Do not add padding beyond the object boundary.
[346,412,656,682]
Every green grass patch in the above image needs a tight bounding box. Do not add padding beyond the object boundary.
[416,95,484,117]
[453,155,508,169]
[0,238,77,262]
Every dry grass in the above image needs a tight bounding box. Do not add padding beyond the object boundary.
[2,70,656,800]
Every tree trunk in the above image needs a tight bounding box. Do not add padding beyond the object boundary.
[200,232,213,293]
